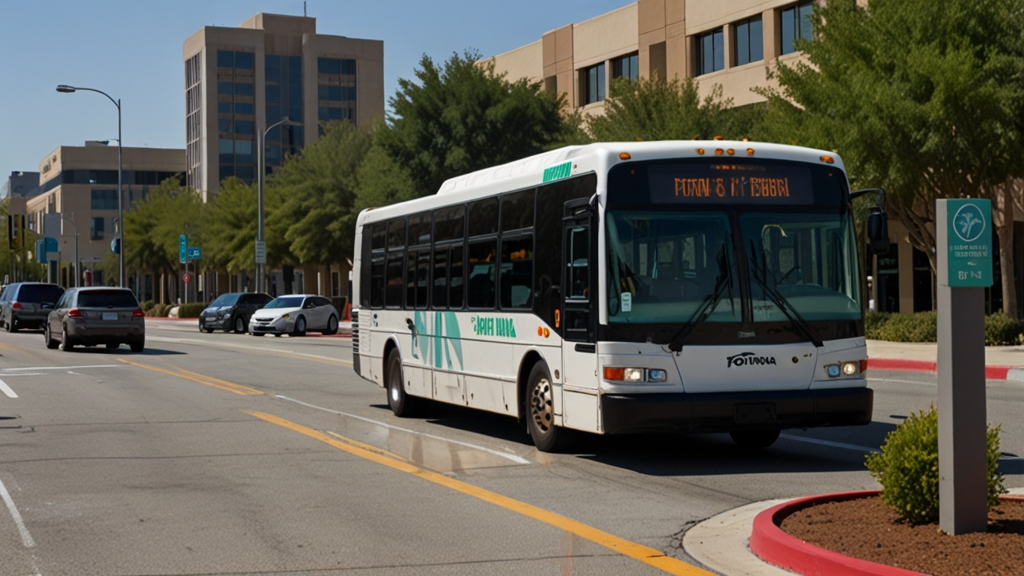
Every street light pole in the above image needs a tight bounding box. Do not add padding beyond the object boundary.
[56,84,124,288]
[257,116,301,294]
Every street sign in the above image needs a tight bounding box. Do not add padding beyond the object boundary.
[183,272,192,284]
[188,247,201,259]
[939,199,993,288]
[179,234,187,264]
[255,241,267,264]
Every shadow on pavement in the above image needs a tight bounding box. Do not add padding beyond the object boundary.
[62,347,185,356]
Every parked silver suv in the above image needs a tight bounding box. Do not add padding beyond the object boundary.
[0,282,65,332]
[45,287,145,352]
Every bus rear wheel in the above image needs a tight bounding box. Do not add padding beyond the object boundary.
[386,348,416,417]
[526,362,575,453]
[729,429,780,450]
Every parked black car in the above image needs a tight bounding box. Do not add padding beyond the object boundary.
[0,282,65,332]
[198,292,273,333]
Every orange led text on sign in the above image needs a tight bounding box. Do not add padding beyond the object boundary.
[673,176,792,199]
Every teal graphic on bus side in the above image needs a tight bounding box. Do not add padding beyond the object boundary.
[471,316,517,338]
[412,311,464,370]
[542,161,572,183]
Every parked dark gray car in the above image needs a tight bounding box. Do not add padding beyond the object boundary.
[45,287,145,352]
[0,282,65,332]
[198,292,273,333]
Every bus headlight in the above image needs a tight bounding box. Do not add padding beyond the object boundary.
[648,369,668,382]
[603,367,668,383]
[825,361,863,378]
[842,361,858,375]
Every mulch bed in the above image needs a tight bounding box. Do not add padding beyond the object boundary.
[780,496,1024,575]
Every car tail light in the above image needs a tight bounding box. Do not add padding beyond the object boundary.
[11,302,22,309]
[68,308,82,317]
[133,308,145,317]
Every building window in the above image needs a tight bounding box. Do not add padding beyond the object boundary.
[735,16,763,66]
[90,217,104,240]
[581,63,605,105]
[781,2,814,55]
[90,189,118,210]
[696,28,725,75]
[217,50,233,68]
[612,53,639,82]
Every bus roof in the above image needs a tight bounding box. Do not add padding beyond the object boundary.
[357,140,846,226]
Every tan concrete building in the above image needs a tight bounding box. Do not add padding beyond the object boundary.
[183,13,385,200]
[485,0,1024,315]
[24,142,185,292]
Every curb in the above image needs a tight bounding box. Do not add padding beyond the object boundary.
[867,358,1024,381]
[749,490,1024,576]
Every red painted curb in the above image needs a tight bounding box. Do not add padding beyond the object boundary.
[867,358,1016,380]
[750,491,1024,576]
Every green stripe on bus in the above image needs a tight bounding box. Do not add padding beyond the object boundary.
[542,161,572,183]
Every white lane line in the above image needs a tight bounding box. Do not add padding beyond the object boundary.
[0,373,43,378]
[779,434,880,453]
[0,364,121,372]
[275,395,531,465]
[0,379,16,398]
[0,478,35,547]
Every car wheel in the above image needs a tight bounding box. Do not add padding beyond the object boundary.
[129,339,145,353]
[7,316,17,333]
[199,318,213,333]
[106,343,119,350]
[58,325,74,352]
[386,348,416,417]
[323,315,339,335]
[293,316,306,336]
[44,324,58,349]
[233,315,246,334]
[729,429,780,450]
[527,361,577,453]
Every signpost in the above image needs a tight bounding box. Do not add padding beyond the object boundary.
[179,234,187,264]
[936,198,992,535]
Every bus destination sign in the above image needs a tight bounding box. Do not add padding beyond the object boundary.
[649,164,813,205]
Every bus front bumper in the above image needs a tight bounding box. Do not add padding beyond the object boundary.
[601,387,873,435]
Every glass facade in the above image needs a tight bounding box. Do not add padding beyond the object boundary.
[90,189,118,210]
[696,28,725,75]
[611,53,639,82]
[781,2,814,55]
[317,57,357,132]
[264,54,304,172]
[582,63,605,105]
[217,50,257,184]
[185,52,203,192]
[735,16,763,66]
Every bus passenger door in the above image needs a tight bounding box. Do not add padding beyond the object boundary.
[560,200,600,433]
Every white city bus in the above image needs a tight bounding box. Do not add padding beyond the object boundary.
[351,141,889,452]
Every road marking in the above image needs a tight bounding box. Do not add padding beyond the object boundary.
[0,477,35,547]
[779,434,880,453]
[0,373,42,378]
[116,358,264,396]
[276,395,530,465]
[245,410,711,576]
[0,379,16,398]
[0,364,121,372]
[146,335,351,366]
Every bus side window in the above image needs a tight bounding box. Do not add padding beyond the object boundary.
[567,227,589,300]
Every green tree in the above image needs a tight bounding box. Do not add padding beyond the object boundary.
[202,177,290,276]
[588,75,764,142]
[377,50,573,198]
[756,0,1024,283]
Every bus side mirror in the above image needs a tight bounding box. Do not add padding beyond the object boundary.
[867,208,890,256]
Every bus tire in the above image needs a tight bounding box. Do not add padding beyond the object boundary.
[729,429,780,450]
[526,361,575,453]
[386,348,416,417]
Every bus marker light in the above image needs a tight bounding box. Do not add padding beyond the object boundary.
[554,310,560,328]
[537,327,543,336]
[619,152,631,160]
[820,155,835,164]
[726,148,735,156]
[715,149,724,155]
[696,148,705,155]
[543,328,550,338]
[746,148,755,156]
[714,135,724,140]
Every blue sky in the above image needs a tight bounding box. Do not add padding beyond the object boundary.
[0,0,631,183]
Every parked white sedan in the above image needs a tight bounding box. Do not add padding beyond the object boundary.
[248,295,339,336]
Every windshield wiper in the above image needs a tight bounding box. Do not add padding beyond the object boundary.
[747,240,823,348]
[668,246,733,352]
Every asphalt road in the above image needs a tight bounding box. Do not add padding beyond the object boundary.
[0,319,1020,575]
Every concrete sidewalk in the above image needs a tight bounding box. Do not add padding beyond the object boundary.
[867,339,1024,380]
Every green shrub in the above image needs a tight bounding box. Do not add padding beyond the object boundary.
[984,312,1024,346]
[864,311,891,339]
[873,311,937,343]
[146,303,172,318]
[177,302,208,319]
[141,300,155,311]
[865,405,1005,524]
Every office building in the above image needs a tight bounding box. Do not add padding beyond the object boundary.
[2,171,41,201]
[183,12,385,200]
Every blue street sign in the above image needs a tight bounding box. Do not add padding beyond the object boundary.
[179,234,187,264]
[188,247,201,259]
[44,237,58,252]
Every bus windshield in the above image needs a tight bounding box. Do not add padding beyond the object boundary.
[606,211,741,324]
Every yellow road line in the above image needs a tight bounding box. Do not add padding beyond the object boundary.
[157,360,265,394]
[245,410,712,576]
[117,358,264,395]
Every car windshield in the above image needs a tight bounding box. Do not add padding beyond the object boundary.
[18,284,64,304]
[209,294,240,307]
[263,296,304,309]
[605,210,741,324]
[78,290,139,308]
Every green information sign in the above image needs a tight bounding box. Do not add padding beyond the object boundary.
[941,199,993,288]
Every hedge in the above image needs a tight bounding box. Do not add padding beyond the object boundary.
[865,311,1024,346]
[176,302,208,319]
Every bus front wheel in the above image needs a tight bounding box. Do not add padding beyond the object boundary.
[729,429,780,450]
[526,362,575,453]
[386,348,416,417]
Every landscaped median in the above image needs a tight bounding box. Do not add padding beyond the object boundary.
[749,490,1024,576]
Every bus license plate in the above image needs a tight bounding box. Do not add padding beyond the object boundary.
[734,403,776,424]
[102,312,118,321]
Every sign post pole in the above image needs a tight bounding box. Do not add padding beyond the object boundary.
[936,198,992,535]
